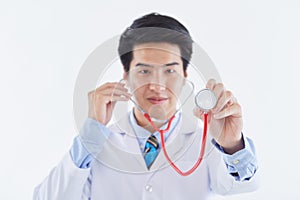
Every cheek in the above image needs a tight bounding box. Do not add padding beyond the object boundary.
[132,86,147,99]
[166,85,182,99]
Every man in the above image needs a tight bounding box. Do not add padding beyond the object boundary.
[34,13,259,199]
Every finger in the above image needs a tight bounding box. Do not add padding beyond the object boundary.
[212,83,225,101]
[206,79,216,90]
[213,90,233,113]
[97,87,132,98]
[99,94,131,103]
[111,84,132,97]
[111,82,129,92]
[110,89,132,98]
[193,107,214,123]
[226,96,236,107]
[213,103,242,119]
[89,82,127,98]
[110,95,130,102]
[193,107,204,120]
[96,82,127,92]
[230,96,237,104]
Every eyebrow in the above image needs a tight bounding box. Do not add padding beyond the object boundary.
[135,62,180,67]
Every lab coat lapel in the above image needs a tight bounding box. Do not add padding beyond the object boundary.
[96,113,148,173]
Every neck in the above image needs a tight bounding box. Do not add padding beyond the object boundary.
[133,107,174,133]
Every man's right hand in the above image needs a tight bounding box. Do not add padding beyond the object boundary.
[88,82,132,125]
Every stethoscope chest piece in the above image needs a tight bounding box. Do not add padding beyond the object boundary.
[195,89,217,112]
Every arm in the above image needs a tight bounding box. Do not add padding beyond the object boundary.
[33,118,110,200]
[33,153,91,200]
[212,135,258,181]
[207,136,260,195]
[194,79,260,195]
[33,82,131,199]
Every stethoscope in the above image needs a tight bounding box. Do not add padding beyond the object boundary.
[122,79,217,176]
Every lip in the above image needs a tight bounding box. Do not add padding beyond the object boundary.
[147,97,168,105]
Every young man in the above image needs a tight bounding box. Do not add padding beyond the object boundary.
[34,13,259,199]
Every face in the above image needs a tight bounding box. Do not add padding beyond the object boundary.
[124,42,187,119]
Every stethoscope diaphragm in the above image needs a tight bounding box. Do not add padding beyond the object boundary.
[195,89,217,112]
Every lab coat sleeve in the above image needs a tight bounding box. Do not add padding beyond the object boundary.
[207,137,260,195]
[33,118,110,200]
[33,153,91,200]
[70,117,111,168]
[212,136,258,181]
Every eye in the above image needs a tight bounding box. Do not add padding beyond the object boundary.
[138,69,150,74]
[166,69,176,74]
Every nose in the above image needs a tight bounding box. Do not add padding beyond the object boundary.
[148,74,166,92]
[149,83,166,91]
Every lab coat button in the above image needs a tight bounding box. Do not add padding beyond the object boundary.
[145,185,153,192]
[233,159,239,165]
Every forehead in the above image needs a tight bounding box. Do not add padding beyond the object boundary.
[131,43,182,65]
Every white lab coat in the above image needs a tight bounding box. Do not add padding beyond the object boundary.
[34,113,259,200]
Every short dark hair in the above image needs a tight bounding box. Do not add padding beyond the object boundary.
[118,13,193,73]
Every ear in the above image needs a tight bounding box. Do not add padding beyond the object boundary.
[184,71,188,78]
[182,71,188,86]
[123,70,128,80]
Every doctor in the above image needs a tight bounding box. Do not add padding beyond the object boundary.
[34,13,259,199]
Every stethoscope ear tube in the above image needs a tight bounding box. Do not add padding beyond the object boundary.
[121,78,195,124]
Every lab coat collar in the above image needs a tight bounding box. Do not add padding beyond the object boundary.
[113,111,198,136]
[96,111,200,173]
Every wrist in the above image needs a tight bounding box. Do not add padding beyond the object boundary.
[221,135,245,155]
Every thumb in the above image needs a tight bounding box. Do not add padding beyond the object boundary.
[193,107,214,124]
[193,107,204,121]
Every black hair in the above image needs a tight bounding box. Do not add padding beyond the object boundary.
[118,13,193,72]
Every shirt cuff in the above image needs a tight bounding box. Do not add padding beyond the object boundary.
[212,135,258,181]
[69,117,110,169]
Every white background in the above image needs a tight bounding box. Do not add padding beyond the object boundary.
[1,0,299,199]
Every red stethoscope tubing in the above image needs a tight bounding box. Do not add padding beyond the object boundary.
[143,113,208,176]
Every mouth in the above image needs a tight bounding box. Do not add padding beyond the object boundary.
[147,97,168,105]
